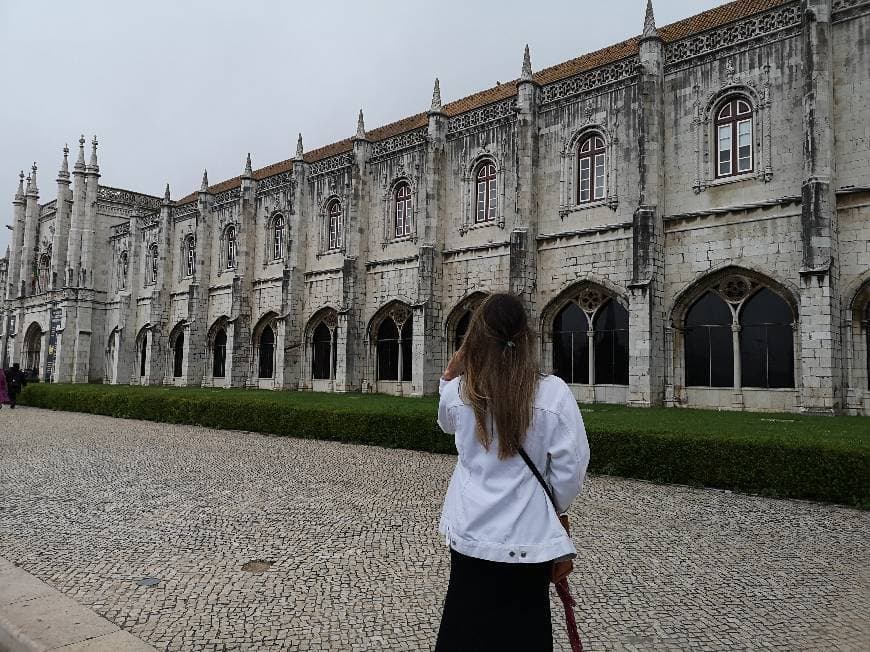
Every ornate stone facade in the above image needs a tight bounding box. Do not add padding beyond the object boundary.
[2,0,869,414]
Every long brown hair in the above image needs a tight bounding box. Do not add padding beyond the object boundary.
[461,293,539,459]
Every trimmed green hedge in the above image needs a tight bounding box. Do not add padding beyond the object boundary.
[18,383,869,508]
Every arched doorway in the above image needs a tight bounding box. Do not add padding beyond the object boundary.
[23,323,42,377]
[258,325,275,379]
[213,328,227,378]
[312,322,336,380]
[169,325,185,379]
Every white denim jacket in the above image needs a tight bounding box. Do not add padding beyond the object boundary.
[437,374,590,564]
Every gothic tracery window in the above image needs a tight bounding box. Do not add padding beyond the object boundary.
[225,226,237,269]
[327,200,342,251]
[552,291,628,385]
[37,253,51,293]
[394,183,412,238]
[577,135,606,203]
[118,251,128,290]
[273,215,285,260]
[146,244,159,285]
[258,325,275,379]
[475,162,497,223]
[684,292,734,387]
[682,278,795,389]
[212,328,227,378]
[185,235,196,277]
[715,98,753,178]
[376,315,412,382]
[312,322,337,380]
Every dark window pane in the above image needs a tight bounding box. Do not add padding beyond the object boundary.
[312,323,332,380]
[686,292,731,327]
[613,327,629,385]
[553,302,589,384]
[213,329,227,378]
[401,319,413,382]
[377,318,400,381]
[740,324,766,388]
[593,300,628,331]
[766,324,794,388]
[709,326,734,387]
[741,288,793,325]
[258,326,274,378]
[552,332,573,383]
[554,302,588,333]
[139,334,147,377]
[592,300,629,385]
[173,332,184,378]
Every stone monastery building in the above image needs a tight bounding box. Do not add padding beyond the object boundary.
[2,0,869,414]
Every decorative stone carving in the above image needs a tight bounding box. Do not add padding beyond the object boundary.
[720,276,752,303]
[309,153,354,178]
[388,305,411,326]
[559,113,619,217]
[447,98,517,137]
[459,145,508,234]
[370,128,428,163]
[539,57,638,106]
[577,286,606,313]
[214,187,241,208]
[665,2,800,68]
[97,186,162,211]
[256,171,293,196]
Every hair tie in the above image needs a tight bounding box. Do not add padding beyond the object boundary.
[504,340,516,349]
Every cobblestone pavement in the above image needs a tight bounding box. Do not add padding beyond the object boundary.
[0,407,868,651]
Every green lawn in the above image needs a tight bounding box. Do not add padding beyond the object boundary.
[23,382,867,450]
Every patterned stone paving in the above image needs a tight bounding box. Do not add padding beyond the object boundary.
[0,406,868,651]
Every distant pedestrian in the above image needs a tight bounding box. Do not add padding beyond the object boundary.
[5,363,27,409]
[435,293,590,651]
[0,366,9,409]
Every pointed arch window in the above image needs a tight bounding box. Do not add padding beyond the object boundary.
[118,251,128,290]
[715,98,753,178]
[394,183,412,238]
[37,253,51,293]
[475,162,497,223]
[553,302,589,384]
[312,322,337,380]
[739,288,794,388]
[185,235,196,277]
[146,244,159,285]
[258,325,275,378]
[577,135,606,203]
[225,226,237,269]
[273,215,285,260]
[327,200,342,251]
[593,300,629,384]
[684,292,734,387]
[139,332,148,377]
[172,330,184,378]
[376,315,412,381]
[212,328,227,378]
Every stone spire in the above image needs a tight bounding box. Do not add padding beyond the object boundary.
[14,170,25,201]
[163,183,171,204]
[74,135,86,171]
[296,133,304,159]
[242,152,253,178]
[27,163,38,196]
[521,44,533,81]
[642,0,659,39]
[430,78,442,113]
[58,144,70,182]
[200,169,209,192]
[355,109,366,140]
[87,135,99,173]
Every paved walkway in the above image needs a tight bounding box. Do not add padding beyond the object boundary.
[0,407,867,651]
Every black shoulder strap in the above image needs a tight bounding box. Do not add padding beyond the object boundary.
[517,446,558,513]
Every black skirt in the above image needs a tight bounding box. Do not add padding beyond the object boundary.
[435,548,553,652]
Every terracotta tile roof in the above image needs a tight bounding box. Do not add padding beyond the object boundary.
[172,0,789,207]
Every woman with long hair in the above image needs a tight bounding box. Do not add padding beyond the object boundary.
[435,292,590,651]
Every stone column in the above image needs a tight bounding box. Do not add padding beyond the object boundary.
[6,172,26,300]
[19,165,40,297]
[798,0,841,413]
[65,136,88,287]
[291,137,310,391]
[50,146,72,290]
[80,137,100,288]
[628,1,666,407]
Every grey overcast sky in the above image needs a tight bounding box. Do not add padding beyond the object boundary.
[0,0,722,253]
